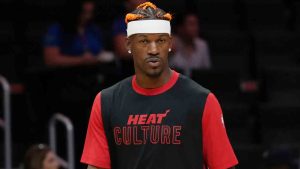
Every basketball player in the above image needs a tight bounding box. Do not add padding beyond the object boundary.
[81,2,238,169]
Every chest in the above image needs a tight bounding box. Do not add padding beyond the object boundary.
[106,94,203,146]
[113,94,202,125]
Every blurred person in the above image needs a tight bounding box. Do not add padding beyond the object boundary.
[24,144,61,169]
[81,2,238,169]
[42,2,108,168]
[112,0,147,77]
[43,0,107,67]
[170,12,211,76]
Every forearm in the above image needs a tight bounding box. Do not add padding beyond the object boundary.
[44,47,99,67]
[45,54,86,67]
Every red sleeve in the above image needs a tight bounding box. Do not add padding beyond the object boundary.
[202,93,238,169]
[81,92,111,168]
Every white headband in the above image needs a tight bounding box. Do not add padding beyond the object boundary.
[127,20,171,37]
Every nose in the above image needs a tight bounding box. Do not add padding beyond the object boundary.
[148,41,159,56]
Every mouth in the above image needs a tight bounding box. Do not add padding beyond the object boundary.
[146,57,161,68]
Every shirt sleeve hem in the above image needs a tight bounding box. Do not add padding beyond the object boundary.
[211,159,238,169]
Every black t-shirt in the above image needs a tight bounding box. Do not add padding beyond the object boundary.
[81,70,238,169]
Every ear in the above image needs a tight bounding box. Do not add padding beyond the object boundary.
[168,35,173,50]
[126,37,131,52]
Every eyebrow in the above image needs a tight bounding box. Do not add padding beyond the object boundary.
[136,35,147,38]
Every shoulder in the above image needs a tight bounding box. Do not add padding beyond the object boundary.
[101,76,133,98]
[174,73,212,112]
[177,74,210,96]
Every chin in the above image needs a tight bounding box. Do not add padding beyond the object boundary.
[145,68,163,77]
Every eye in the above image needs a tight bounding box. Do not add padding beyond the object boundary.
[158,38,166,43]
[139,39,149,44]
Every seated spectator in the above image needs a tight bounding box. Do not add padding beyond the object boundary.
[24,144,60,169]
[112,0,146,77]
[43,0,107,67]
[170,12,211,76]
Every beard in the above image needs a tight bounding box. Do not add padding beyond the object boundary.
[134,55,166,78]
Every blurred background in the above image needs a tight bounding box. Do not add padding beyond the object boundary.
[1,0,300,168]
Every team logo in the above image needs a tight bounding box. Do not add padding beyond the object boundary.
[113,109,182,145]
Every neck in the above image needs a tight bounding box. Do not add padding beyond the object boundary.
[135,68,172,89]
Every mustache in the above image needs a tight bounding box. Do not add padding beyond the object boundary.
[145,56,160,62]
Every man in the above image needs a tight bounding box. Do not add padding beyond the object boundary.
[81,2,238,169]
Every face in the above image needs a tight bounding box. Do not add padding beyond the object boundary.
[127,33,172,77]
[80,1,95,25]
[183,14,199,38]
[43,151,60,169]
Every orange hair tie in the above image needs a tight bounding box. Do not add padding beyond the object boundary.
[137,2,157,10]
[125,13,144,23]
[163,13,172,21]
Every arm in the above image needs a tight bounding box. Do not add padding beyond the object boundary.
[202,93,238,169]
[44,47,98,67]
[81,93,111,168]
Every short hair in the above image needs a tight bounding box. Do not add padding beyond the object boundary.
[125,2,172,24]
[24,144,51,169]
